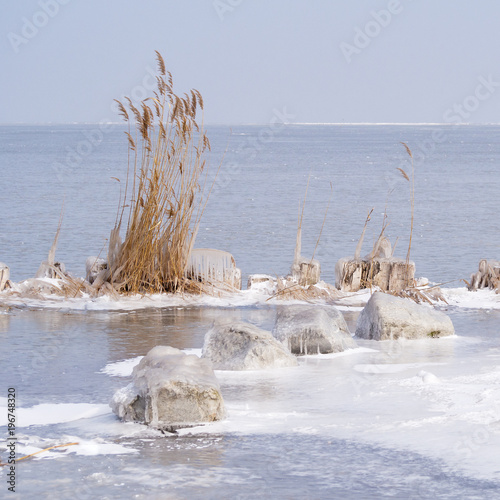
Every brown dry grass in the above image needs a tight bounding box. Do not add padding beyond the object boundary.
[269,277,342,303]
[387,283,448,305]
[107,51,214,294]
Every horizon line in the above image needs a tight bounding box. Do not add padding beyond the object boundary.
[2,121,500,127]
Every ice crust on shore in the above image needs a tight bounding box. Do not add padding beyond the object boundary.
[0,276,499,311]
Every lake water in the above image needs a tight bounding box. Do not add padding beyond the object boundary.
[1,124,500,499]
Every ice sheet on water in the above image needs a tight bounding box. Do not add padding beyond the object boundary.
[0,434,137,461]
[101,356,144,377]
[443,287,500,310]
[101,349,202,378]
[353,362,445,374]
[0,403,110,427]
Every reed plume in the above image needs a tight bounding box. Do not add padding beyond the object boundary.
[399,142,415,287]
[108,51,213,294]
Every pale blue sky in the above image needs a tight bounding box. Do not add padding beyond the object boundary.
[2,0,500,124]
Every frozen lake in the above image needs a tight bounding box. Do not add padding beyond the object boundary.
[1,124,500,498]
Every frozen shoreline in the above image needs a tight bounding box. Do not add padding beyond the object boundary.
[0,282,498,312]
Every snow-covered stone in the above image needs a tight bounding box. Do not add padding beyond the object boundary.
[273,305,357,355]
[0,263,10,291]
[468,259,500,291]
[85,256,108,284]
[202,321,298,370]
[110,346,225,430]
[291,257,321,286]
[187,248,242,289]
[247,274,276,294]
[355,291,454,341]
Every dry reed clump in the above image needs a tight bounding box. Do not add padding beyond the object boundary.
[106,51,214,294]
[337,143,417,295]
[270,277,342,303]
[387,285,448,305]
[466,259,500,292]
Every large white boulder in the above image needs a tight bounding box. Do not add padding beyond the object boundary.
[110,346,225,430]
[272,305,357,355]
[187,249,242,289]
[0,263,9,291]
[355,291,455,341]
[202,321,298,370]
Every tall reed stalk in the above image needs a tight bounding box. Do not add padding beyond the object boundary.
[109,51,212,294]
[399,142,415,287]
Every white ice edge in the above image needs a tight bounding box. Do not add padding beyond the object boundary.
[1,285,498,311]
[101,347,377,379]
[101,348,203,377]
[0,403,110,428]
[0,435,138,459]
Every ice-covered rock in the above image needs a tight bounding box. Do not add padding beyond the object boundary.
[291,257,321,286]
[110,346,225,430]
[35,261,66,280]
[273,305,357,355]
[187,248,242,289]
[468,259,500,291]
[355,291,454,341]
[335,257,415,292]
[202,321,298,370]
[0,263,10,291]
[85,256,108,284]
[417,370,440,384]
[247,274,276,292]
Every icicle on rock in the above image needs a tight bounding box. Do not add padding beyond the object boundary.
[187,249,242,289]
[0,263,10,291]
[202,320,298,370]
[110,346,226,431]
[272,305,357,355]
[468,259,500,291]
